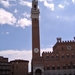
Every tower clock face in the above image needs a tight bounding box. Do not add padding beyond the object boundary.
[67,45,72,50]
[34,48,39,53]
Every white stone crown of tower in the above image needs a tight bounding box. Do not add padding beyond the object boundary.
[31,0,40,18]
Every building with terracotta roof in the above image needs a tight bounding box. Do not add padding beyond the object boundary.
[0,56,10,75]
[10,59,29,75]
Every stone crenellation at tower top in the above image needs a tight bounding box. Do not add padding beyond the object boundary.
[56,37,75,43]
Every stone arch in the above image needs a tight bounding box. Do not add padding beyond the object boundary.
[35,69,42,75]
[63,71,67,75]
[68,71,72,75]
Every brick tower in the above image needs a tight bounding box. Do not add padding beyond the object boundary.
[31,0,44,75]
[31,0,75,75]
[31,0,40,59]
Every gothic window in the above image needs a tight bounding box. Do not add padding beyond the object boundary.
[71,54,74,58]
[62,55,65,59]
[67,55,70,58]
[47,66,50,70]
[63,66,66,69]
[51,56,54,59]
[57,66,60,70]
[52,66,55,70]
[46,56,49,59]
[68,66,71,69]
[56,56,59,59]
[73,65,75,69]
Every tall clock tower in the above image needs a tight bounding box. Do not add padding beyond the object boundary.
[31,1,44,75]
[31,0,40,59]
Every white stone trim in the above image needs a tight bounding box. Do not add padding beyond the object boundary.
[33,65,44,75]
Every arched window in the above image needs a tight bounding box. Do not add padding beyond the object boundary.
[46,56,49,59]
[56,56,59,59]
[47,66,50,70]
[68,65,71,69]
[52,65,55,70]
[57,65,60,70]
[71,54,74,58]
[73,64,75,69]
[62,54,65,59]
[67,54,70,58]
[51,56,54,59]
[63,66,66,69]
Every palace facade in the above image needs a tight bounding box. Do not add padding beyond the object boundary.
[31,0,75,75]
[0,0,75,75]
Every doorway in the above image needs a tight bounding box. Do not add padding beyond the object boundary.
[35,69,42,75]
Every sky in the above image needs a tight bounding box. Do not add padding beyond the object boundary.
[0,0,75,72]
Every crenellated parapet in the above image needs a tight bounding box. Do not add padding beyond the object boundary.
[42,51,55,58]
[61,40,75,43]
[56,37,75,43]
[53,37,75,51]
[42,51,52,54]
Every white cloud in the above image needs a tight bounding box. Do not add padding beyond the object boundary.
[39,0,44,2]
[23,12,30,18]
[14,9,18,13]
[16,18,31,28]
[72,0,75,4]
[19,0,32,7]
[0,48,52,72]
[44,0,54,11]
[1,32,9,35]
[56,15,75,23]
[56,15,60,18]
[39,0,54,11]
[0,50,31,72]
[6,32,9,34]
[19,0,54,10]
[39,0,53,2]
[58,1,69,9]
[0,50,31,61]
[64,1,69,5]
[0,8,16,25]
[58,4,64,9]
[0,0,10,7]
